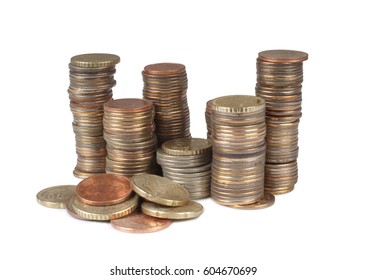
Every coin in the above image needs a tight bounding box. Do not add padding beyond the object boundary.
[75,174,132,206]
[36,185,76,209]
[258,50,308,63]
[231,192,275,209]
[66,194,88,220]
[141,201,204,219]
[161,138,212,156]
[211,95,265,114]
[71,53,120,68]
[131,174,190,206]
[111,209,172,233]
[72,193,139,221]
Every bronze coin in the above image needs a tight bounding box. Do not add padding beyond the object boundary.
[143,63,185,75]
[104,98,153,113]
[258,50,308,63]
[111,209,172,233]
[76,173,132,206]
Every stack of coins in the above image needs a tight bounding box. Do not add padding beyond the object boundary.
[132,174,204,220]
[205,99,213,139]
[71,174,139,221]
[156,138,212,199]
[256,50,308,194]
[210,95,275,209]
[68,53,120,179]
[103,98,157,178]
[142,63,191,146]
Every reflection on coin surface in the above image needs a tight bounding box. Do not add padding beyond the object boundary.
[37,185,76,209]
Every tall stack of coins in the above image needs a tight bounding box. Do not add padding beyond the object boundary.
[142,63,191,146]
[210,95,275,209]
[156,138,212,199]
[205,99,213,139]
[68,53,120,179]
[256,50,308,194]
[103,98,157,177]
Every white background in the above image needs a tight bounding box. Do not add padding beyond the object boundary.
[1,0,366,279]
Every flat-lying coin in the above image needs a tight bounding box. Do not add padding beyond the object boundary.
[231,192,275,210]
[131,174,190,206]
[76,173,132,206]
[72,194,139,221]
[111,210,172,233]
[37,185,76,209]
[141,201,204,219]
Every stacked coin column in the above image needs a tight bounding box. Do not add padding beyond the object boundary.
[256,50,308,194]
[157,138,212,199]
[205,99,213,140]
[68,53,120,179]
[103,98,157,178]
[211,95,274,208]
[142,63,191,146]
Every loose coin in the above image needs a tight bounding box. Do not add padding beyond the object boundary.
[111,209,172,233]
[231,192,275,210]
[36,185,76,209]
[72,194,139,221]
[141,201,204,219]
[131,174,190,206]
[76,173,132,206]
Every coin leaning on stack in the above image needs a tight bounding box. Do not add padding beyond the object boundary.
[68,53,120,179]
[103,98,157,178]
[256,50,308,194]
[205,99,214,139]
[157,138,212,199]
[210,95,275,209]
[142,63,191,146]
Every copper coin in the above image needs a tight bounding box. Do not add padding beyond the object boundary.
[76,173,132,206]
[258,50,308,63]
[144,63,185,75]
[104,98,153,113]
[66,194,88,220]
[111,209,172,233]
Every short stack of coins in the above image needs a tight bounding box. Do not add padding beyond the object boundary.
[205,99,213,139]
[256,50,308,194]
[68,53,120,179]
[210,95,275,209]
[142,63,191,146]
[156,138,212,199]
[103,98,157,178]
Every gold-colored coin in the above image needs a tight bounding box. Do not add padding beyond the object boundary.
[161,138,212,156]
[141,201,204,219]
[72,194,139,221]
[211,95,265,114]
[70,53,120,68]
[131,174,190,206]
[36,185,76,209]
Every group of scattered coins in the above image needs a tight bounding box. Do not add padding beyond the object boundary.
[37,49,308,233]
[37,173,203,233]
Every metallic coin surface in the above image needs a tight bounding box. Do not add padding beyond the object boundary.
[258,50,308,63]
[131,174,190,206]
[144,63,185,75]
[141,200,204,220]
[76,173,132,206]
[37,185,76,209]
[211,95,265,113]
[111,209,172,233]
[66,194,88,220]
[231,192,275,209]
[72,194,139,221]
[71,53,120,68]
[161,138,212,156]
